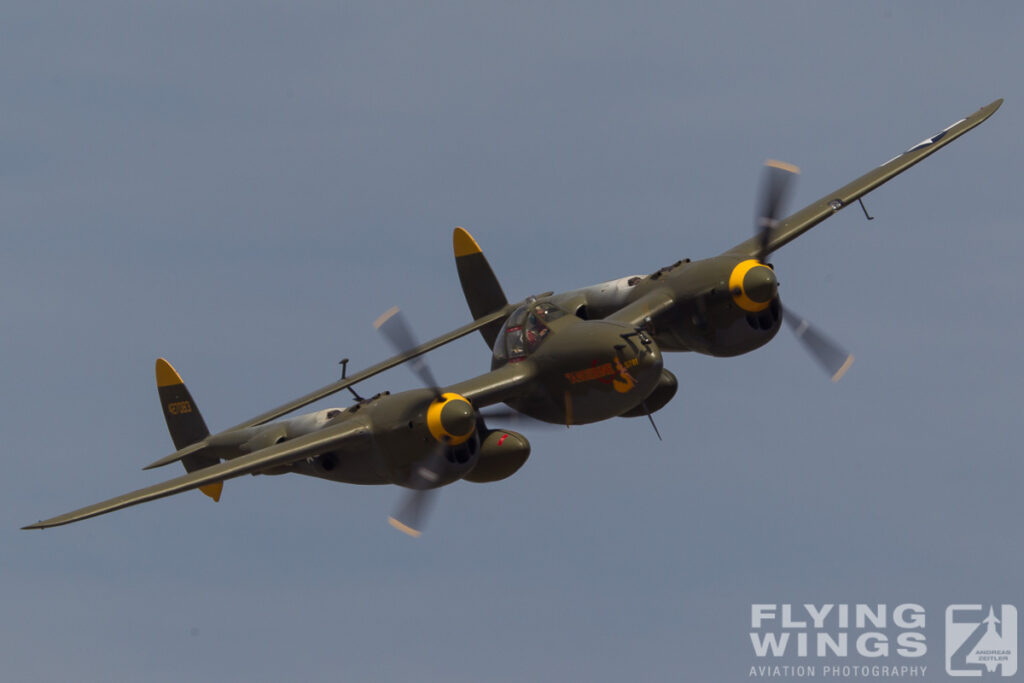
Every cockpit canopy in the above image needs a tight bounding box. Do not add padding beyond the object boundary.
[493,301,568,362]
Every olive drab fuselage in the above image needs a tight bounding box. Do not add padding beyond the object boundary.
[486,302,664,425]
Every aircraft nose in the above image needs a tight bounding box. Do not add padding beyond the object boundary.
[603,325,663,391]
[633,333,663,375]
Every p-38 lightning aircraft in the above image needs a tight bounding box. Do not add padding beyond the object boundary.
[23,98,1001,536]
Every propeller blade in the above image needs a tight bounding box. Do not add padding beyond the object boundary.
[783,307,855,382]
[388,489,435,538]
[386,442,447,537]
[753,161,851,382]
[374,306,441,395]
[755,160,800,262]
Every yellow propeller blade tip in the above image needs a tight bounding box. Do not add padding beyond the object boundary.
[765,159,801,175]
[831,355,855,383]
[388,517,422,537]
[373,306,400,330]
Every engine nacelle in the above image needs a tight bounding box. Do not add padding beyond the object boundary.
[618,368,678,417]
[463,429,531,483]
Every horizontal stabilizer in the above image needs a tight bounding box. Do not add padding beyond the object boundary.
[143,441,207,470]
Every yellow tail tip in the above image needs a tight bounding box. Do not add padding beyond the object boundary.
[453,226,482,258]
[155,358,184,388]
[199,482,223,502]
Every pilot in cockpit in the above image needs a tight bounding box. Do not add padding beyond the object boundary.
[493,301,567,363]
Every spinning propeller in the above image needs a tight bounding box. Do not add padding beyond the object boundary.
[374,307,479,536]
[374,306,442,396]
[754,160,854,382]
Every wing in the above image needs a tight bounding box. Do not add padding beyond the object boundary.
[446,359,538,408]
[604,287,679,329]
[144,300,524,470]
[23,418,370,529]
[726,98,1002,259]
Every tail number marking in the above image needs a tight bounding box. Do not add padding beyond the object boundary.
[167,400,193,415]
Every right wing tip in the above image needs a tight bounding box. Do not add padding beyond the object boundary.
[977,98,1003,119]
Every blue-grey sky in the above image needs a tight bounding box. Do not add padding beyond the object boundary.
[3,3,1021,681]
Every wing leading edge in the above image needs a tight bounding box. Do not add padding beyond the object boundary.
[144,300,524,471]
[23,418,370,529]
[726,98,1002,259]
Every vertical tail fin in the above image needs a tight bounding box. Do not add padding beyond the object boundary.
[155,358,222,501]
[453,227,509,348]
